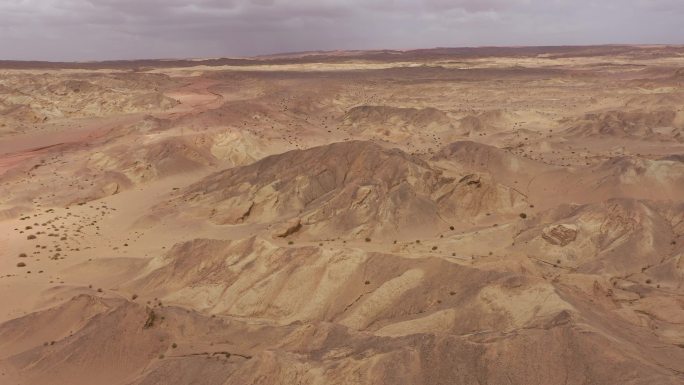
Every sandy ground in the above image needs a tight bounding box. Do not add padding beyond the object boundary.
[1,45,683,385]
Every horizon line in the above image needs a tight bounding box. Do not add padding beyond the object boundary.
[1,43,682,65]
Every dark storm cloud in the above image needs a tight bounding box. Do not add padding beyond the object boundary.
[0,0,681,61]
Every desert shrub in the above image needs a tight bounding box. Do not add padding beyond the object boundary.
[17,262,26,267]
[144,310,157,329]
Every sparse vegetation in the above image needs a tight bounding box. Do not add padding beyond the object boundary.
[144,309,157,329]
[1,45,682,385]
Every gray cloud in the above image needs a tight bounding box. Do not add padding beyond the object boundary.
[0,0,681,61]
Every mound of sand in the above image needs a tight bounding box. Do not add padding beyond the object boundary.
[0,295,165,385]
[564,109,681,138]
[458,109,519,136]
[514,199,677,275]
[517,155,684,208]
[433,140,557,186]
[0,73,179,123]
[153,141,526,237]
[580,156,684,201]
[88,136,216,183]
[129,236,569,330]
[342,105,456,138]
[3,236,682,385]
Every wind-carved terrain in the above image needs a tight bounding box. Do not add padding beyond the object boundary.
[1,45,683,385]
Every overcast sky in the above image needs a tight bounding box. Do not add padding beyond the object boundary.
[0,0,682,61]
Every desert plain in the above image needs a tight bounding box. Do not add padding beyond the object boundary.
[0,45,683,384]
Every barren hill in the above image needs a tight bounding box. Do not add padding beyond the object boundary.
[1,45,684,385]
[149,141,527,238]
